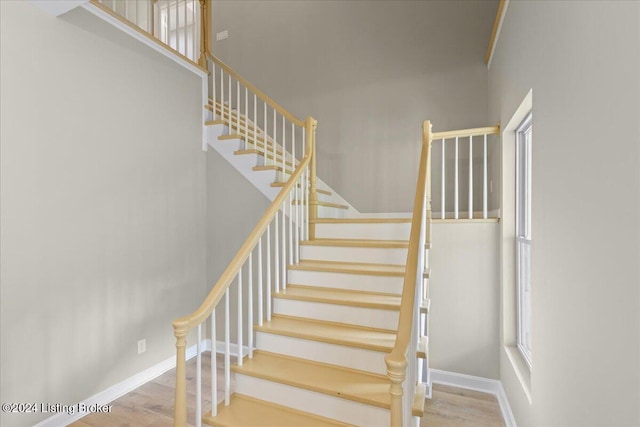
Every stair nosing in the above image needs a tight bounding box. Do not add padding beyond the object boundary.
[274,285,400,310]
[232,350,391,410]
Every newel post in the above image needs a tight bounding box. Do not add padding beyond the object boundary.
[385,354,407,427]
[307,117,319,240]
[173,327,188,427]
[198,0,208,67]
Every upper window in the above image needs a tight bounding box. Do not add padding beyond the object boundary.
[515,112,532,367]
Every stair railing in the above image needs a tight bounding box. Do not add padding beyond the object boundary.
[386,120,433,427]
[172,111,317,426]
[92,0,207,67]
[206,52,319,239]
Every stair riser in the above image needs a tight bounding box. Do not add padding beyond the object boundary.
[300,245,408,264]
[314,223,411,240]
[255,332,387,375]
[234,374,390,426]
[288,270,403,294]
[318,205,348,219]
[273,298,398,330]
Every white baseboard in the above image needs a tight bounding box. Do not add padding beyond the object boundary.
[34,340,211,427]
[430,369,517,427]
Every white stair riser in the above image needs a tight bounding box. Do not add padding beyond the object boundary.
[288,270,403,294]
[273,298,398,330]
[300,245,408,264]
[315,223,411,240]
[255,332,387,375]
[235,374,390,426]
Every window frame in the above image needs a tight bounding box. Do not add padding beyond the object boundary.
[515,112,533,368]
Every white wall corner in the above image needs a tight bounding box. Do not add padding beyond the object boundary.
[29,0,90,17]
[430,369,517,427]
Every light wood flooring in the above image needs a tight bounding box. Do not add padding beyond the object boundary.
[71,353,504,427]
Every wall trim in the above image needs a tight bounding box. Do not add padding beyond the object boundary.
[430,369,517,427]
[34,340,211,427]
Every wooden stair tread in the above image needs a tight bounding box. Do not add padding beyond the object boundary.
[301,238,409,248]
[204,394,355,427]
[255,315,396,352]
[232,351,391,409]
[234,149,295,167]
[292,200,349,209]
[253,164,295,174]
[311,217,412,224]
[275,284,400,310]
[290,259,405,276]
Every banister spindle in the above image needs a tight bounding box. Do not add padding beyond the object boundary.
[244,86,248,150]
[441,138,445,220]
[263,101,268,164]
[273,110,277,175]
[281,200,287,290]
[454,136,459,220]
[483,134,488,219]
[211,308,217,416]
[288,190,293,268]
[266,223,272,321]
[237,269,243,366]
[197,0,206,67]
[236,80,240,143]
[469,135,473,219]
[248,252,253,358]
[254,94,257,153]
[191,0,196,60]
[258,237,263,326]
[211,65,216,118]
[227,75,231,128]
[274,211,280,293]
[224,291,230,405]
[220,69,224,121]
[183,0,187,56]
[282,116,286,182]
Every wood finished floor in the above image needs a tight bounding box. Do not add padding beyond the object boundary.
[71,353,504,427]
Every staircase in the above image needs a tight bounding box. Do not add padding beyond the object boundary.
[172,53,433,427]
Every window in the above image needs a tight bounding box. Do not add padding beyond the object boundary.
[515,112,532,367]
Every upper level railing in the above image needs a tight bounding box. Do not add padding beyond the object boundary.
[93,0,207,67]
[431,126,500,220]
[385,120,432,427]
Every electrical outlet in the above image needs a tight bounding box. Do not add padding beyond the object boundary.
[137,339,146,355]
[216,30,228,41]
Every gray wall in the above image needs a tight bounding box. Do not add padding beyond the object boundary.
[0,3,207,426]
[488,1,640,426]
[211,0,498,213]
[430,223,500,379]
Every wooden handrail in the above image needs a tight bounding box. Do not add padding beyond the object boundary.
[485,0,508,65]
[432,125,500,140]
[173,116,315,335]
[385,120,432,427]
[173,116,316,426]
[206,52,306,128]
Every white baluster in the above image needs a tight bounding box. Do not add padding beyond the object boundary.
[196,323,202,427]
[469,135,473,219]
[236,80,240,140]
[263,102,268,164]
[258,236,263,326]
[273,110,277,175]
[211,65,216,118]
[228,75,231,128]
[176,0,180,54]
[305,165,310,240]
[248,252,254,359]
[254,94,257,153]
[244,87,248,150]
[455,136,459,220]
[266,224,272,321]
[483,134,488,219]
[303,127,308,240]
[183,0,187,56]
[224,291,230,406]
[237,269,243,366]
[124,0,128,21]
[441,138,445,220]
[281,201,287,290]
[211,308,217,415]
[220,69,224,121]
[293,124,299,263]
[282,116,286,181]
[192,0,196,60]
[274,211,280,293]
[288,191,293,268]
